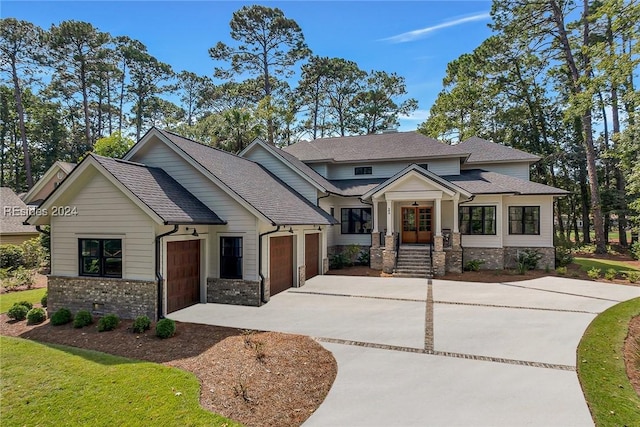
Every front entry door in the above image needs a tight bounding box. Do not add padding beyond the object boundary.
[401,207,432,244]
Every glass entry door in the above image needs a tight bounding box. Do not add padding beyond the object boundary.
[401,207,432,244]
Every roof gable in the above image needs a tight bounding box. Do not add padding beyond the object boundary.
[0,187,38,235]
[22,161,76,205]
[443,169,569,196]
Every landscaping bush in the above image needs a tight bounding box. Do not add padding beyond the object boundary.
[556,266,567,275]
[21,238,43,269]
[132,315,151,333]
[631,241,640,261]
[623,271,640,283]
[97,314,120,332]
[357,250,370,266]
[50,308,73,326]
[517,249,542,271]
[41,291,48,307]
[555,247,573,267]
[7,303,29,321]
[11,267,35,289]
[329,253,347,269]
[155,318,176,339]
[73,310,93,328]
[15,300,33,310]
[464,259,485,272]
[587,267,601,280]
[344,244,361,266]
[604,268,617,281]
[26,307,46,324]
[0,244,24,269]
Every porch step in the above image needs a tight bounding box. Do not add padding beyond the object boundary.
[393,246,433,279]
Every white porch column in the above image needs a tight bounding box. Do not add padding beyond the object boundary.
[435,197,442,236]
[372,199,379,233]
[386,200,394,235]
[453,193,460,233]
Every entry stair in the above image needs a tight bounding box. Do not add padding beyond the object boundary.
[393,245,432,279]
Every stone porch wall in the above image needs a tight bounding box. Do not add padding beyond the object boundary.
[47,276,157,320]
[504,247,555,270]
[462,247,556,270]
[207,278,262,306]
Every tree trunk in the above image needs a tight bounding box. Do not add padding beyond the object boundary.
[80,57,92,147]
[11,58,33,189]
[579,161,591,244]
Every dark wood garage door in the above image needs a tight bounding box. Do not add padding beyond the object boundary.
[270,235,293,296]
[305,233,319,280]
[167,240,200,313]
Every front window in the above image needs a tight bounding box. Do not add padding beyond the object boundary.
[354,166,372,175]
[459,206,496,235]
[341,208,372,234]
[509,206,540,235]
[220,237,243,279]
[79,239,122,278]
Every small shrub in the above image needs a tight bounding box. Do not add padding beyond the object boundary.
[623,271,640,283]
[132,315,151,333]
[517,249,542,271]
[10,267,35,289]
[73,310,93,328]
[329,253,347,269]
[155,318,176,339]
[604,268,617,281]
[556,266,568,275]
[555,247,573,267]
[97,314,120,332]
[41,291,48,307]
[464,259,485,272]
[26,307,46,324]
[0,244,25,269]
[15,300,33,310]
[50,307,73,326]
[631,241,640,260]
[344,244,361,266]
[7,303,29,321]
[21,238,43,269]
[357,250,370,266]
[587,267,601,280]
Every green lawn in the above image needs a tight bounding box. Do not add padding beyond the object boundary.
[0,336,239,426]
[0,288,47,313]
[573,257,639,274]
[577,297,640,426]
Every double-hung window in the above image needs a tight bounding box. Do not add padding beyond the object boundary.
[220,237,243,279]
[341,208,372,234]
[459,206,496,235]
[509,206,540,235]
[79,239,122,278]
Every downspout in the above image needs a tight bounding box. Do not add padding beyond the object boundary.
[155,224,179,320]
[258,225,281,304]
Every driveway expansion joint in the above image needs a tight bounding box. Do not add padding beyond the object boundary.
[433,300,598,314]
[288,290,425,303]
[499,282,622,302]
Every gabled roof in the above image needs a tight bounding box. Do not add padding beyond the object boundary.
[282,131,471,163]
[362,164,473,200]
[153,129,337,226]
[22,160,77,205]
[459,137,540,164]
[240,139,343,195]
[443,170,569,196]
[92,155,226,225]
[0,187,38,235]
[329,178,387,197]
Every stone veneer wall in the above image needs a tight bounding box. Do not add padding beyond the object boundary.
[504,247,555,269]
[445,250,463,274]
[207,278,262,306]
[298,266,306,287]
[47,276,157,320]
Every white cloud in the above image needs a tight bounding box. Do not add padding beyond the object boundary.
[383,12,491,43]
[399,109,430,122]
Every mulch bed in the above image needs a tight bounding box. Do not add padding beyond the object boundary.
[0,315,337,427]
[624,315,640,397]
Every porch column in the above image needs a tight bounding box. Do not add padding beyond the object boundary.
[386,200,394,236]
[453,193,460,233]
[372,199,379,233]
[435,197,442,236]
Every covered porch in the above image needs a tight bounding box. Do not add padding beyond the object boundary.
[363,165,471,276]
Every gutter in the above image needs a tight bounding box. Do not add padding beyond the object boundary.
[155,224,179,320]
[258,226,281,304]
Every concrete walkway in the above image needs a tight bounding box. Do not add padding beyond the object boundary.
[170,276,640,427]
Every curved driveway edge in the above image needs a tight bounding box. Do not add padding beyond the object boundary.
[170,276,640,427]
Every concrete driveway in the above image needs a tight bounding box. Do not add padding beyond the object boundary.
[170,275,639,427]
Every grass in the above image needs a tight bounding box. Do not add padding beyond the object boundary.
[577,297,640,426]
[0,288,46,313]
[574,257,639,275]
[0,336,239,426]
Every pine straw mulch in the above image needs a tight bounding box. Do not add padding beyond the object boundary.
[0,315,337,427]
[624,314,640,397]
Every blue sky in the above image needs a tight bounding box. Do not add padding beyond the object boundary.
[3,1,494,131]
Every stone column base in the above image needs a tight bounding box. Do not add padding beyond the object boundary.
[432,252,446,276]
[445,250,463,273]
[370,247,383,270]
[322,258,329,274]
[298,266,306,287]
[382,250,396,274]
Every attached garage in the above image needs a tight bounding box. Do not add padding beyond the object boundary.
[167,240,201,313]
[270,235,293,296]
[305,233,320,280]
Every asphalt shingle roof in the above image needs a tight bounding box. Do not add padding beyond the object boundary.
[274,146,344,194]
[92,155,226,225]
[443,169,569,196]
[330,178,388,197]
[282,131,471,163]
[0,187,38,235]
[459,137,540,163]
[157,130,337,226]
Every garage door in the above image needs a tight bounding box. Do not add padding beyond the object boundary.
[167,240,200,313]
[270,235,293,296]
[305,233,319,280]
